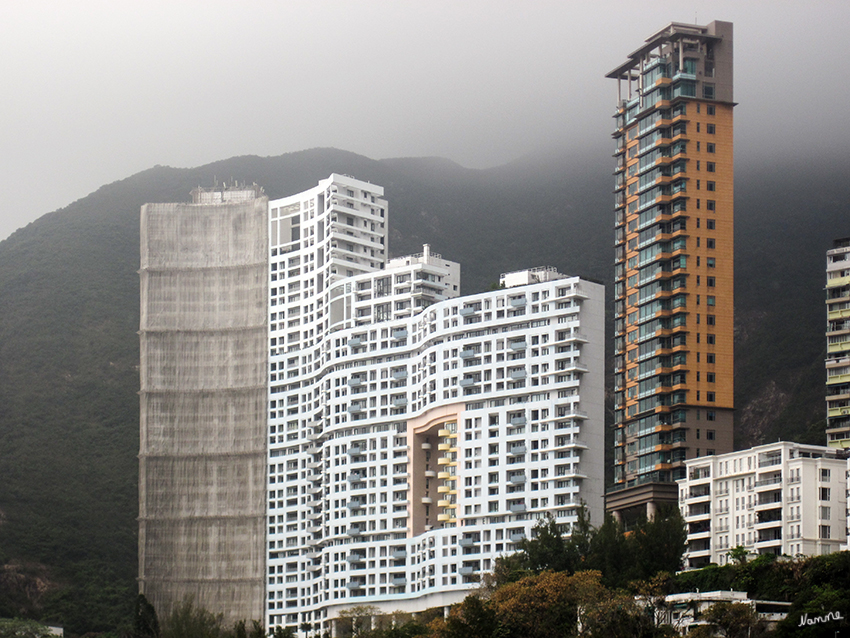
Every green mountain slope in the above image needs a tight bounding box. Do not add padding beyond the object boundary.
[0,147,846,633]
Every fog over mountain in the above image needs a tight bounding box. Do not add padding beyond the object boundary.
[2,1,849,241]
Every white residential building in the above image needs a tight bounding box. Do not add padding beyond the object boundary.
[679,441,847,568]
[266,175,604,634]
[140,174,606,634]
[826,237,850,448]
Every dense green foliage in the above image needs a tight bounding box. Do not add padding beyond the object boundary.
[492,507,686,589]
[0,618,56,638]
[0,148,848,632]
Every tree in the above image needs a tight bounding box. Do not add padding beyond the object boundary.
[518,515,570,573]
[133,593,160,638]
[629,507,687,581]
[160,596,226,638]
[698,602,762,638]
[428,595,501,638]
[337,606,379,637]
[489,570,594,638]
[726,546,749,566]
[0,619,55,638]
[586,513,630,587]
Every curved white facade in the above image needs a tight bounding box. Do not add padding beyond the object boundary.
[265,175,605,634]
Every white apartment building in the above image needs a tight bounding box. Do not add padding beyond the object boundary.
[679,442,847,568]
[265,175,605,634]
[826,237,850,448]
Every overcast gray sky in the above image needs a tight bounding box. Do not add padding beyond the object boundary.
[1,0,847,241]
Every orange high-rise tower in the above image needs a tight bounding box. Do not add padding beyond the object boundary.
[605,21,734,522]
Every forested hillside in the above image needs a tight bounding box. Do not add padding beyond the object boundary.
[0,147,847,633]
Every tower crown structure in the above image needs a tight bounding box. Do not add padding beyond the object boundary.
[605,21,735,522]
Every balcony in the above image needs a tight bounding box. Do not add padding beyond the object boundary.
[510,416,527,426]
[509,297,527,307]
[393,397,408,406]
[754,476,783,489]
[508,445,527,456]
[392,329,408,340]
[392,369,408,379]
[509,473,527,485]
[392,549,407,560]
[510,532,526,543]
[509,341,527,351]
[459,537,478,548]
[348,445,364,455]
[460,349,477,359]
[510,502,527,513]
[348,377,363,387]
[459,566,476,576]
[348,405,364,415]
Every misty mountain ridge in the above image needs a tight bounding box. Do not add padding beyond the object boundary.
[0,145,847,632]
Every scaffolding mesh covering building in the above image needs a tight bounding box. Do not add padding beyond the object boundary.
[139,186,268,624]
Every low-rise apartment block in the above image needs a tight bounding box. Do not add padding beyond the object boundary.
[679,442,847,568]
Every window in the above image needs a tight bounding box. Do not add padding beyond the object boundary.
[819,525,831,539]
[696,180,701,190]
[707,354,716,364]
[707,105,716,116]
[707,123,716,134]
[707,219,716,230]
[703,84,715,99]
[707,373,716,383]
[706,429,715,440]
[707,239,716,249]
[820,506,831,520]
[820,487,831,501]
[706,410,716,421]
[707,143,716,153]
[821,468,831,481]
[707,200,716,211]
[707,277,716,287]
[696,123,701,133]
[707,296,716,306]
[707,315,716,326]
[706,334,716,344]
[707,392,716,402]
[706,181,716,191]
[707,258,716,268]
[707,162,716,172]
